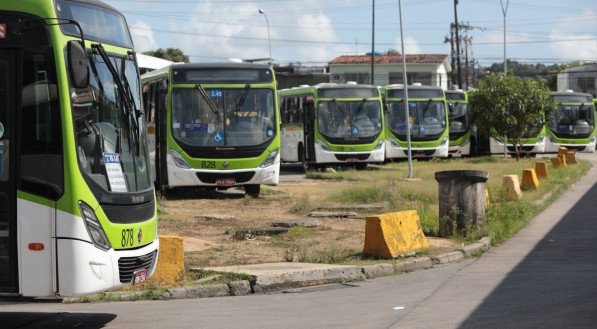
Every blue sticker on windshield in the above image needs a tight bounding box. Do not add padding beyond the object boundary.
[267,129,273,137]
[214,132,224,142]
[352,127,359,134]
[420,126,426,133]
[210,90,223,98]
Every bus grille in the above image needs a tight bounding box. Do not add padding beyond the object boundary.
[334,153,370,161]
[196,171,256,184]
[118,250,158,284]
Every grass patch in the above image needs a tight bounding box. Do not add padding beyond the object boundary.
[289,193,313,214]
[329,186,393,204]
[65,285,168,303]
[305,171,359,181]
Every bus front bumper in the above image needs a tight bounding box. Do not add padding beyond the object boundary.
[313,142,385,164]
[56,238,159,297]
[385,138,449,159]
[489,136,546,154]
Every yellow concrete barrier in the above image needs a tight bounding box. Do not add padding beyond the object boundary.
[551,157,561,168]
[535,161,548,179]
[146,235,185,287]
[502,175,522,201]
[557,153,567,167]
[566,151,577,165]
[558,147,568,156]
[521,169,539,191]
[363,210,429,258]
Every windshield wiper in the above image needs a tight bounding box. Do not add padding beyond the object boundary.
[235,84,251,114]
[91,43,140,156]
[195,84,221,116]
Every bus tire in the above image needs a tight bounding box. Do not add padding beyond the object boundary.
[245,184,261,198]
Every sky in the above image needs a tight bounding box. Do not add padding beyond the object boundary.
[103,0,597,67]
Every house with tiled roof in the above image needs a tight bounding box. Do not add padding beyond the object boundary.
[329,54,452,89]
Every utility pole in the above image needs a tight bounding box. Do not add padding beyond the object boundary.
[501,0,509,73]
[453,0,461,88]
[371,0,375,85]
[398,0,413,178]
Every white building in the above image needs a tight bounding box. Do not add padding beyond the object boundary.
[328,54,452,89]
[557,64,597,97]
[136,53,174,74]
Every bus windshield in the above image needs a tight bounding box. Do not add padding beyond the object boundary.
[387,100,446,138]
[448,102,468,133]
[71,54,151,193]
[317,100,382,139]
[549,104,595,136]
[172,88,276,147]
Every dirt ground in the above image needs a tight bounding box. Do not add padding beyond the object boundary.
[157,173,458,268]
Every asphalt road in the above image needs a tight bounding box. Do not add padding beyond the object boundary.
[2,153,596,329]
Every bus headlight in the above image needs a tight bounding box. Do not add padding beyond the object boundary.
[260,147,279,168]
[170,149,191,169]
[373,140,384,151]
[317,140,331,152]
[78,202,111,251]
[440,137,449,147]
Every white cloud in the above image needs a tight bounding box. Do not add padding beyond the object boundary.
[130,20,157,52]
[158,2,342,64]
[549,9,597,60]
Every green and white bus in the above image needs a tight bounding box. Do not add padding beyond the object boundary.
[141,63,280,197]
[0,0,158,297]
[279,83,385,169]
[383,84,449,159]
[488,122,546,155]
[545,90,596,153]
[445,89,472,156]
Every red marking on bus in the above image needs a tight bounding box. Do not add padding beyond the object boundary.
[28,243,44,251]
[0,24,6,39]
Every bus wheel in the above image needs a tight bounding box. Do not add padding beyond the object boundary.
[355,163,368,171]
[245,184,261,198]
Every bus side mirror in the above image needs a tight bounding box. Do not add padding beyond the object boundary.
[67,41,89,89]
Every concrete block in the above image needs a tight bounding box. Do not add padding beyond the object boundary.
[362,210,429,258]
[233,227,289,240]
[557,146,568,156]
[228,280,252,296]
[535,161,548,179]
[551,157,562,168]
[502,175,522,201]
[461,242,486,257]
[146,235,185,287]
[479,237,491,249]
[362,264,395,279]
[393,257,433,273]
[566,151,577,164]
[308,211,358,218]
[557,153,567,167]
[521,169,540,191]
[167,284,230,299]
[434,251,465,264]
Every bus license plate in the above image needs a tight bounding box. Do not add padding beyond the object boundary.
[132,268,148,285]
[216,178,236,186]
[346,157,358,163]
[414,152,426,158]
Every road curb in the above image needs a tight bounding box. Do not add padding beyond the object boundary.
[68,237,492,302]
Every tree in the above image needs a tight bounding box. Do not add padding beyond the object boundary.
[385,49,400,55]
[143,48,190,63]
[469,73,557,160]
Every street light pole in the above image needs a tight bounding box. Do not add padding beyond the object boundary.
[500,0,509,73]
[258,9,272,65]
[398,0,413,178]
[500,0,509,157]
[371,0,375,85]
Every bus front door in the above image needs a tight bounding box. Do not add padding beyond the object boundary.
[0,49,18,294]
[303,100,316,163]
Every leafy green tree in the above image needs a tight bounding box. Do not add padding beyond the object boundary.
[469,73,557,159]
[143,48,190,63]
[385,49,399,55]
